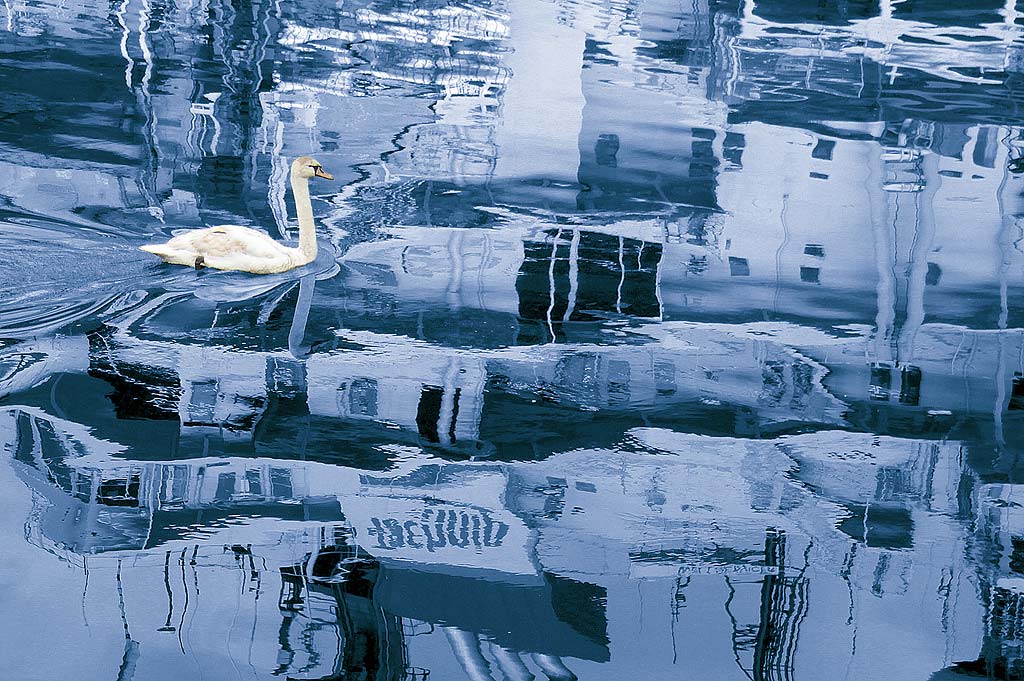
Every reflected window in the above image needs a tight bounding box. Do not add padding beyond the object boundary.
[687,255,708,275]
[812,139,835,160]
[349,378,379,417]
[416,386,444,443]
[973,126,998,169]
[990,586,1024,649]
[98,471,141,507]
[1010,537,1024,574]
[875,466,914,501]
[271,468,292,498]
[760,361,786,406]
[893,0,1002,29]
[268,358,304,393]
[655,361,676,396]
[754,0,880,25]
[70,471,92,503]
[245,469,263,496]
[692,139,714,161]
[870,365,892,401]
[608,360,630,405]
[555,353,600,403]
[728,257,749,276]
[162,465,189,506]
[724,132,744,168]
[1010,373,1024,411]
[688,127,716,180]
[517,231,662,324]
[926,262,941,286]
[187,379,218,425]
[402,246,447,277]
[934,124,970,160]
[414,386,463,445]
[595,133,619,168]
[791,362,814,408]
[215,472,236,502]
[899,366,922,406]
[800,266,820,283]
[838,503,913,550]
[684,212,712,246]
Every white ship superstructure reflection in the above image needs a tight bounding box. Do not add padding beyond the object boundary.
[727,0,1023,88]
[0,238,1020,678]
[0,397,992,680]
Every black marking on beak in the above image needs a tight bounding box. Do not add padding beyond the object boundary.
[194,255,206,269]
[313,165,334,181]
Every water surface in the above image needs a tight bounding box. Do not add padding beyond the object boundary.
[2,0,1024,679]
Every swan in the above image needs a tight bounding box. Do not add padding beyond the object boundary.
[140,156,334,274]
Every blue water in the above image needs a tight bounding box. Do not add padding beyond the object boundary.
[2,0,1024,679]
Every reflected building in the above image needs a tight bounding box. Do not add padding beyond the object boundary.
[3,403,605,680]
[458,0,1024,455]
[576,0,726,217]
[1,265,1012,679]
[0,0,287,229]
[1,254,1018,678]
[507,429,985,680]
[0,386,996,680]
[717,0,1024,126]
[336,215,1024,451]
[975,481,1024,680]
[0,274,847,463]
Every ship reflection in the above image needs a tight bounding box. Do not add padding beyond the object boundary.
[3,396,1005,680]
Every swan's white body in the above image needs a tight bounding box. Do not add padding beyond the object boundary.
[140,156,332,274]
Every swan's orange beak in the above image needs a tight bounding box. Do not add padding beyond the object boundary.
[314,166,334,181]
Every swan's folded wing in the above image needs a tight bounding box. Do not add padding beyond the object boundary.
[140,225,296,272]
[198,252,292,274]
[160,225,286,258]
[207,225,288,259]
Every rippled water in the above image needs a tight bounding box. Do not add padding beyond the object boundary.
[2,0,1024,679]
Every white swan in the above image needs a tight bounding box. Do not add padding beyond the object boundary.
[140,156,334,274]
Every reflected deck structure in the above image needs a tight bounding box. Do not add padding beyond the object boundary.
[0,262,1018,678]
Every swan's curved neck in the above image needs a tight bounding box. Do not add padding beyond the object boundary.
[291,172,317,262]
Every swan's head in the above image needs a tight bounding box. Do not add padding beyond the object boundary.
[292,156,334,181]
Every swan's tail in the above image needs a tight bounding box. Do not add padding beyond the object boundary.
[140,243,195,266]
[140,243,167,256]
